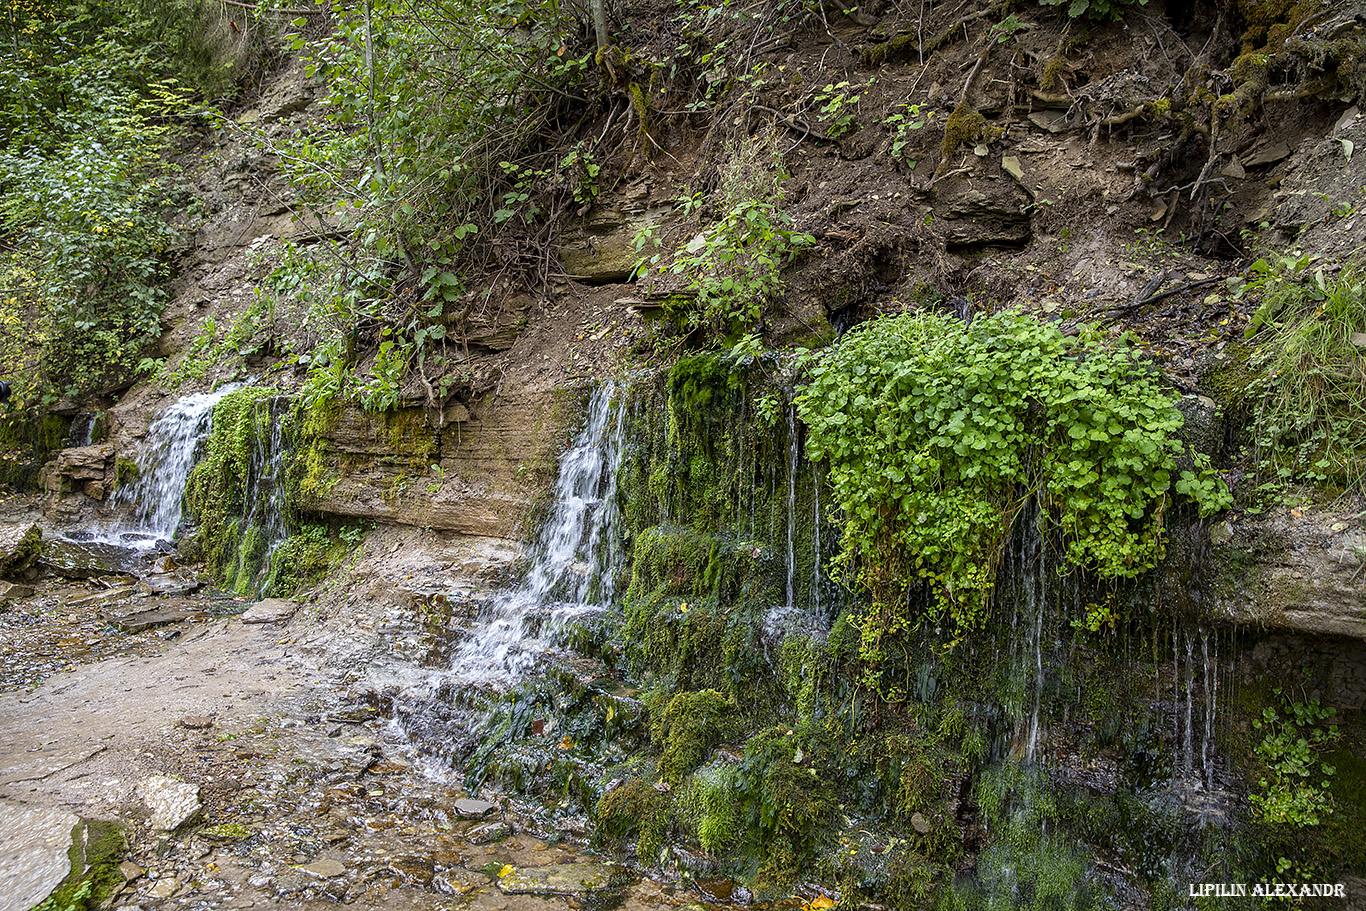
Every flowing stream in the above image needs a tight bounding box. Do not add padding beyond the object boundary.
[104,384,242,548]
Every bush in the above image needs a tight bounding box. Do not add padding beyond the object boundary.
[796,309,1228,663]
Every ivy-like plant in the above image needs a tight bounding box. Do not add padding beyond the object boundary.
[795,309,1229,654]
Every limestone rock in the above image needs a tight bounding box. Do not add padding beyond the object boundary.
[1213,504,1366,640]
[241,598,296,624]
[0,522,41,578]
[497,862,620,895]
[111,606,197,633]
[299,858,346,878]
[136,776,201,831]
[934,183,1031,249]
[453,797,497,818]
[558,208,651,283]
[136,573,204,596]
[40,537,133,580]
[0,580,35,603]
[0,800,80,911]
[468,820,511,844]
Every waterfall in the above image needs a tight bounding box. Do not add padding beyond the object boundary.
[785,405,798,608]
[101,384,243,548]
[448,383,626,683]
[230,395,291,596]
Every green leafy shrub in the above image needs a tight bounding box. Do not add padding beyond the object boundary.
[1250,689,1340,828]
[1038,0,1148,22]
[635,131,813,345]
[796,309,1229,657]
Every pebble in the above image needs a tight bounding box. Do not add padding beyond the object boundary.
[300,858,346,878]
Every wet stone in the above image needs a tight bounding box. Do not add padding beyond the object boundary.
[468,820,510,844]
[113,607,198,633]
[299,858,346,878]
[497,862,619,895]
[389,854,435,884]
[180,715,214,730]
[274,871,308,894]
[0,800,80,911]
[136,573,203,596]
[454,797,497,818]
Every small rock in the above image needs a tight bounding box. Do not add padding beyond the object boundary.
[1220,157,1246,180]
[1001,155,1024,181]
[299,858,346,879]
[273,871,308,895]
[389,854,435,885]
[0,580,35,602]
[911,812,932,835]
[1210,521,1233,546]
[136,574,203,597]
[120,861,146,882]
[149,877,180,899]
[497,862,620,895]
[241,597,296,624]
[0,522,41,578]
[467,821,511,844]
[453,797,497,819]
[180,715,213,730]
[136,776,201,831]
[1351,332,1366,349]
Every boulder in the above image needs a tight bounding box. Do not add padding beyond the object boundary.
[135,776,201,831]
[0,522,41,578]
[0,800,80,911]
[558,208,651,283]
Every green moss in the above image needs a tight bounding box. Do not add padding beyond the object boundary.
[595,779,673,861]
[32,819,125,911]
[938,102,987,169]
[654,689,735,784]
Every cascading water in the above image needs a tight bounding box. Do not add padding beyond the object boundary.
[448,382,627,683]
[785,404,799,608]
[98,384,243,548]
[229,395,291,596]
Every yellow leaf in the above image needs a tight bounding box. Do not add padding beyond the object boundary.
[805,896,837,911]
[498,864,515,878]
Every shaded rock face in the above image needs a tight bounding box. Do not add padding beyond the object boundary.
[39,444,115,499]
[558,207,650,283]
[307,389,562,539]
[1213,502,1366,640]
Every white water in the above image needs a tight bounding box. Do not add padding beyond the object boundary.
[448,383,626,683]
[97,384,242,548]
[785,405,799,608]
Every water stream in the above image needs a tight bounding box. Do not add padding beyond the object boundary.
[448,382,627,683]
[104,384,243,548]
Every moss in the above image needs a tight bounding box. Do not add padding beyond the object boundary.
[654,689,735,784]
[33,819,125,911]
[860,31,919,68]
[938,102,986,169]
[595,779,673,861]
[184,388,292,593]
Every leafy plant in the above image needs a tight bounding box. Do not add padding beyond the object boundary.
[883,103,933,169]
[812,78,875,138]
[1038,0,1148,21]
[796,309,1229,676]
[1250,689,1340,828]
[634,131,813,344]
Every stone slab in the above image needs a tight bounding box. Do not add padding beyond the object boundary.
[0,800,79,911]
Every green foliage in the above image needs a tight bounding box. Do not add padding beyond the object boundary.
[0,0,241,403]
[1038,0,1148,22]
[796,309,1229,655]
[595,778,674,861]
[635,131,813,345]
[813,78,875,138]
[1249,688,1340,828]
[266,0,590,411]
[884,102,933,169]
[1239,259,1366,489]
